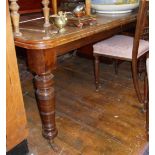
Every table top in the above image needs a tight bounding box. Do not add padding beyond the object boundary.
[15,12,137,50]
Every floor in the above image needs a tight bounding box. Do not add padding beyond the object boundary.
[18,54,148,155]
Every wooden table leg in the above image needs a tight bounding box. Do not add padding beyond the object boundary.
[27,49,58,140]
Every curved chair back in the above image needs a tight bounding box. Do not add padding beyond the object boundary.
[132,0,149,104]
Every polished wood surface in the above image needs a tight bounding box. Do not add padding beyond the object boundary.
[21,56,147,154]
[6,1,28,150]
[13,12,137,141]
[27,49,58,140]
[15,13,136,50]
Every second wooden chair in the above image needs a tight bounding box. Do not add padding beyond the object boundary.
[93,0,149,105]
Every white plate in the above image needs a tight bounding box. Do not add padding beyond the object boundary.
[96,10,132,14]
[91,3,139,14]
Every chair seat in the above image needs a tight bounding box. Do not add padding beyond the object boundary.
[93,35,149,60]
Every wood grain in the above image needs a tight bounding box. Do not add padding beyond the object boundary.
[6,1,28,151]
[21,56,147,155]
[13,11,137,141]
[14,12,137,49]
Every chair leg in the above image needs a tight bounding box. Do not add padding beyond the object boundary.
[94,55,100,91]
[144,74,149,139]
[144,73,148,110]
[138,57,146,79]
[146,101,149,141]
[114,59,119,75]
[132,60,143,104]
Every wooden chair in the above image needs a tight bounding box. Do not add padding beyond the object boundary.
[93,0,149,105]
[146,56,149,138]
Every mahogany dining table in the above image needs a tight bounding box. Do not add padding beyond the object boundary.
[14,11,137,141]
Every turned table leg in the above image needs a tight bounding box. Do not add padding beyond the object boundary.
[27,49,57,140]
